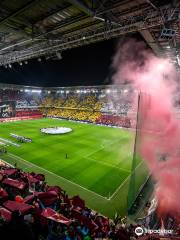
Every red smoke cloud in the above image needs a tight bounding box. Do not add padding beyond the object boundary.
[112,38,180,218]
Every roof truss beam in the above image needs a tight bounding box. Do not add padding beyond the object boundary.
[0,0,40,26]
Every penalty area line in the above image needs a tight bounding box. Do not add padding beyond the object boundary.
[108,161,144,201]
[7,153,108,201]
[85,156,130,173]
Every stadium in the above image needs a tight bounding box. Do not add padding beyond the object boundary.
[0,1,180,240]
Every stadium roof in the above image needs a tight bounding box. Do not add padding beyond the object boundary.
[0,82,132,92]
[0,0,180,67]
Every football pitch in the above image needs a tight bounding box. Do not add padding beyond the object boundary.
[0,118,147,217]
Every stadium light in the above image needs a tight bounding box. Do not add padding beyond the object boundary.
[106,89,110,93]
[19,62,23,66]
[177,55,180,66]
[56,52,62,60]
[32,89,41,93]
[24,89,31,92]
[24,60,28,64]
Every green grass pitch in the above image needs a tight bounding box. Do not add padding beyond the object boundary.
[0,118,147,217]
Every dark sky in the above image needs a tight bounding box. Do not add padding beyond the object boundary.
[0,34,144,87]
[0,39,117,87]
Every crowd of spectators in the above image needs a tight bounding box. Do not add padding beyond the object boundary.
[47,109,101,123]
[0,88,133,127]
[40,95,103,123]
[0,89,40,105]
[96,115,131,128]
[100,95,132,116]
[40,94,131,127]
[0,89,42,119]
[0,89,22,102]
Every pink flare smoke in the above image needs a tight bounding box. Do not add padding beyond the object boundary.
[112,38,180,218]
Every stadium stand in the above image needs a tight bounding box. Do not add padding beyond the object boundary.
[0,84,134,128]
[40,94,102,123]
[96,115,131,128]
[40,90,133,128]
[0,88,42,121]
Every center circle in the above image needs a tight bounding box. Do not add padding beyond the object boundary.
[40,127,72,135]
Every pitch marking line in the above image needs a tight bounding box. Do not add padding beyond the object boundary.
[3,154,143,202]
[83,137,127,159]
[0,137,20,147]
[5,153,141,202]
[5,151,136,201]
[6,153,108,200]
[108,161,144,200]
[83,140,131,173]
[85,156,130,173]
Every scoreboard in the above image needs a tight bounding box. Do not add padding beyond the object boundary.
[0,101,16,118]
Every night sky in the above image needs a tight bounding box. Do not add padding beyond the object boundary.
[0,34,144,87]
